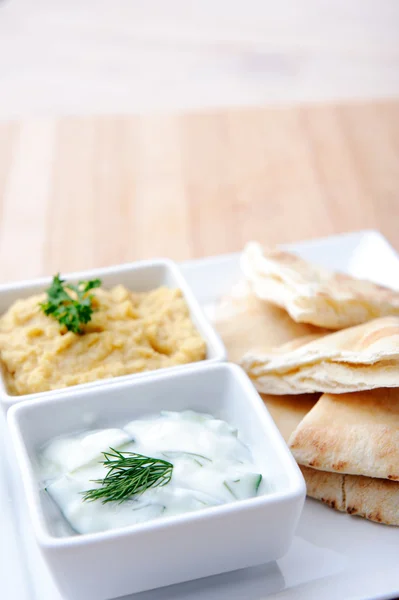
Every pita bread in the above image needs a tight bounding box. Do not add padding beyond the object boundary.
[262,390,399,525]
[301,468,399,525]
[344,474,399,526]
[241,317,399,394]
[214,281,324,363]
[261,393,319,443]
[241,242,399,329]
[289,389,399,480]
[261,394,347,513]
[300,466,345,511]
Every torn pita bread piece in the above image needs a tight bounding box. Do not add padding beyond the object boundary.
[241,241,399,329]
[214,280,325,363]
[289,388,399,480]
[300,466,345,512]
[262,390,399,525]
[344,474,399,526]
[261,393,319,443]
[301,468,399,526]
[241,316,399,394]
[261,394,347,513]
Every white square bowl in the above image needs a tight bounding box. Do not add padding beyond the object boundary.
[0,258,226,410]
[7,362,305,600]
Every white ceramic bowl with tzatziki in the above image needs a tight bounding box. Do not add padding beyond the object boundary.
[7,363,305,600]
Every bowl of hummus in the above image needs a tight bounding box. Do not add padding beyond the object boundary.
[0,259,226,409]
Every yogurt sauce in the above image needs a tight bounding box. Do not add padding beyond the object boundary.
[39,410,264,535]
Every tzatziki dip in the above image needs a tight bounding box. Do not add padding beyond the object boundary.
[39,410,265,535]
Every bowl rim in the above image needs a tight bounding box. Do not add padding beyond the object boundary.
[0,257,227,406]
[7,362,306,549]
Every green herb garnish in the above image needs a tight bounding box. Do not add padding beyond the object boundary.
[82,448,174,504]
[40,273,101,334]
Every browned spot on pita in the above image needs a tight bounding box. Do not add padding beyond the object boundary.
[332,461,347,471]
[290,428,327,454]
[387,474,399,480]
[306,428,327,452]
[310,434,327,452]
[370,513,382,523]
[347,506,356,515]
[321,498,338,509]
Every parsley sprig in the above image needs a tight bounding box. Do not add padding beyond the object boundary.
[82,448,174,504]
[40,273,102,334]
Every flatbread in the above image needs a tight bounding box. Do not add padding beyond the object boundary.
[300,466,345,511]
[301,468,399,525]
[261,393,345,511]
[261,394,346,512]
[262,390,399,525]
[241,316,399,394]
[214,280,324,363]
[241,242,399,329]
[261,393,319,443]
[344,474,399,526]
[289,388,399,480]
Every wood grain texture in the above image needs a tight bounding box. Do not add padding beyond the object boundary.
[0,101,398,283]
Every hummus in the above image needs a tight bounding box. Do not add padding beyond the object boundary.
[0,285,206,396]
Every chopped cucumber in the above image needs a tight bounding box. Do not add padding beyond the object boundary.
[44,487,80,535]
[192,490,224,507]
[162,451,212,467]
[224,473,263,500]
[129,503,166,520]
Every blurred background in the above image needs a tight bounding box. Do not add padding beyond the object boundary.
[0,0,398,279]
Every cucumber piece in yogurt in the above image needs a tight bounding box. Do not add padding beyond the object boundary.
[224,473,263,500]
[162,451,212,467]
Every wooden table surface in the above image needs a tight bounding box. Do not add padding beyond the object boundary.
[0,100,398,283]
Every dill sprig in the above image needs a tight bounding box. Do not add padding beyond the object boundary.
[40,273,102,334]
[82,448,174,504]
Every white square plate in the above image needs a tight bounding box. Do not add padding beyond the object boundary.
[0,230,398,600]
